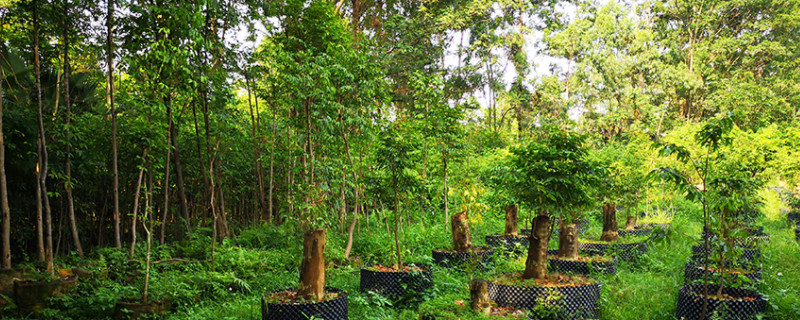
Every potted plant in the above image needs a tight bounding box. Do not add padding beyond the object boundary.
[261,229,348,320]
[482,153,529,255]
[432,180,496,270]
[654,117,767,320]
[13,266,78,315]
[478,127,602,319]
[114,185,171,320]
[360,127,432,302]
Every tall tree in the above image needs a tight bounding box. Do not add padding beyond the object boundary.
[62,0,83,257]
[0,49,10,269]
[107,0,121,249]
[33,0,54,274]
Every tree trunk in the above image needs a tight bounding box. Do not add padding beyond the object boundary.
[33,0,54,275]
[298,228,326,302]
[522,214,550,279]
[0,57,11,268]
[245,72,265,220]
[443,153,449,229]
[504,204,518,236]
[63,22,84,258]
[159,130,171,245]
[216,178,229,239]
[107,0,121,250]
[129,150,147,257]
[451,211,472,252]
[625,216,637,231]
[393,181,402,269]
[269,103,276,222]
[36,169,43,261]
[600,202,620,242]
[470,279,491,315]
[168,103,192,235]
[557,221,578,260]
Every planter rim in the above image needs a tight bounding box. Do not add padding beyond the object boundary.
[482,272,600,288]
[680,283,764,301]
[433,246,494,253]
[263,287,347,307]
[14,275,78,287]
[361,263,430,273]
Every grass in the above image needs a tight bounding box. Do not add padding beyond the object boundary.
[4,195,800,320]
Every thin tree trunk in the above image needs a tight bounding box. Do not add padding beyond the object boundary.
[160,130,171,245]
[107,0,121,249]
[217,177,229,239]
[129,149,147,257]
[600,202,620,242]
[142,171,153,303]
[341,129,360,260]
[245,72,265,220]
[209,150,218,264]
[168,102,191,235]
[298,228,326,302]
[269,103,276,223]
[33,0,54,275]
[63,18,83,258]
[393,181,402,269]
[443,152,449,229]
[36,166,44,261]
[0,62,10,268]
[522,214,550,279]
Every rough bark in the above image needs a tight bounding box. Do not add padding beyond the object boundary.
[600,202,620,242]
[451,211,472,252]
[107,0,121,249]
[522,214,550,279]
[298,228,326,302]
[393,181,402,269]
[557,222,578,260]
[625,216,637,231]
[443,153,449,229]
[470,279,491,315]
[63,23,84,258]
[504,204,518,236]
[0,57,10,268]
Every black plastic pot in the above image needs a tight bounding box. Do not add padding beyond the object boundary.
[675,284,766,320]
[578,241,647,261]
[360,264,432,300]
[262,287,348,320]
[484,278,601,320]
[683,262,761,287]
[114,300,172,320]
[486,234,530,255]
[547,250,616,275]
[432,247,495,270]
[14,275,78,315]
[691,245,761,266]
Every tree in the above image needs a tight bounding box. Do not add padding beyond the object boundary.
[510,125,600,278]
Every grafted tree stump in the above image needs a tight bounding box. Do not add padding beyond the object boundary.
[504,204,518,236]
[298,228,326,302]
[470,279,491,315]
[600,202,620,242]
[452,211,472,252]
[523,214,550,279]
[557,221,578,260]
[625,216,637,231]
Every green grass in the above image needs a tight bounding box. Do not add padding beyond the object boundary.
[4,200,800,320]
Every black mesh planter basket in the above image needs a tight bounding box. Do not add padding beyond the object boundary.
[486,235,530,255]
[691,245,761,266]
[577,241,647,261]
[484,279,601,320]
[618,229,653,238]
[683,262,761,287]
[359,264,432,300]
[261,287,348,320]
[795,226,799,240]
[546,250,617,275]
[788,211,799,225]
[432,247,496,270]
[675,284,766,320]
